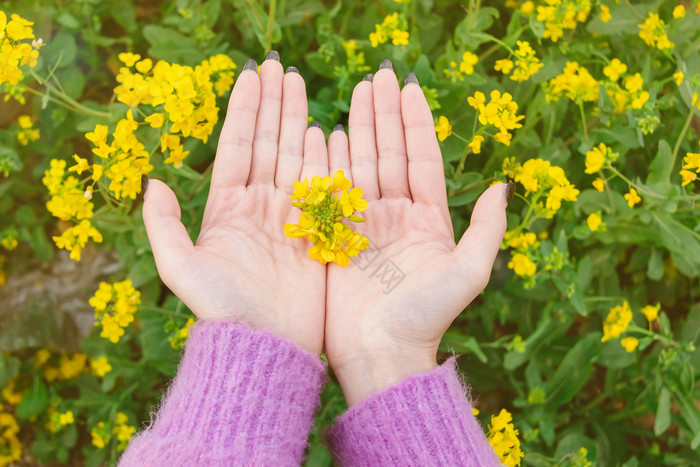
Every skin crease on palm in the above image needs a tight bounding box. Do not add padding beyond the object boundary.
[142,55,508,407]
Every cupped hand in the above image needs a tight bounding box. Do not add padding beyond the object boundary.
[325,64,510,404]
[142,56,328,354]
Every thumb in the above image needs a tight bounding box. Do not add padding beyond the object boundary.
[142,177,194,286]
[452,182,511,293]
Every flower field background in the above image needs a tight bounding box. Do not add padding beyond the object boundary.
[1,0,699,465]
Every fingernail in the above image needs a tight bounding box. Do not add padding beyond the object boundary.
[405,72,419,86]
[363,73,374,82]
[505,182,515,207]
[243,59,257,71]
[333,124,344,132]
[379,59,393,70]
[265,50,280,61]
[286,66,299,73]
[141,174,149,198]
[310,121,321,128]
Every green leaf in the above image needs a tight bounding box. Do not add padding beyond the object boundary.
[646,140,673,185]
[61,423,78,448]
[654,388,671,435]
[554,433,598,461]
[235,0,282,50]
[546,333,601,409]
[441,333,488,363]
[56,12,80,29]
[0,146,22,176]
[43,31,77,69]
[504,317,557,371]
[110,2,137,33]
[142,25,204,63]
[647,247,664,280]
[0,354,20,388]
[16,376,48,419]
[672,388,700,447]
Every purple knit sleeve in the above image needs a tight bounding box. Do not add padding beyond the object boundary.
[119,320,326,466]
[327,358,501,466]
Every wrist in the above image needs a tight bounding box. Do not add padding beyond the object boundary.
[331,350,438,406]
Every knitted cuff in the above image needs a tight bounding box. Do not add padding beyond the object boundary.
[120,320,327,466]
[327,358,501,466]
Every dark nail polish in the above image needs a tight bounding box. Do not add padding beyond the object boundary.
[379,59,393,70]
[363,73,374,82]
[286,66,299,73]
[141,174,149,198]
[405,72,419,86]
[310,121,321,128]
[333,124,344,132]
[243,59,257,71]
[265,50,280,61]
[505,182,515,206]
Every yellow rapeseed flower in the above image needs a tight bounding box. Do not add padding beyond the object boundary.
[0,411,22,465]
[90,280,141,343]
[459,51,478,75]
[601,301,632,342]
[642,304,659,322]
[587,212,603,232]
[546,61,598,104]
[91,357,112,377]
[593,177,605,192]
[468,90,524,147]
[624,188,641,207]
[585,143,617,174]
[508,253,536,277]
[673,5,686,19]
[469,135,484,154]
[600,5,611,22]
[536,0,591,42]
[621,337,639,352]
[435,116,452,141]
[673,71,683,86]
[638,13,674,50]
[16,115,39,145]
[284,170,369,266]
[91,422,110,449]
[487,409,524,466]
[495,59,514,74]
[603,58,627,82]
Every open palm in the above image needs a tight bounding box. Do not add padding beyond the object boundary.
[142,58,328,354]
[325,66,509,404]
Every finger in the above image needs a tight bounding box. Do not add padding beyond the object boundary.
[328,125,352,184]
[348,77,380,200]
[274,67,308,193]
[142,178,194,288]
[211,60,260,190]
[299,124,329,180]
[401,75,448,208]
[248,53,283,185]
[453,183,510,293]
[373,61,410,199]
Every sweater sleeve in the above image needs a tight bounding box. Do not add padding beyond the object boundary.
[326,358,502,466]
[119,320,326,466]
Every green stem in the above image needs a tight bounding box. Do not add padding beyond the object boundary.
[578,102,589,143]
[186,160,215,201]
[625,0,645,20]
[669,109,695,180]
[265,0,277,52]
[29,70,112,118]
[605,165,667,200]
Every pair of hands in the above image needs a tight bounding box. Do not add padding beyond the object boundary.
[142,54,509,406]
